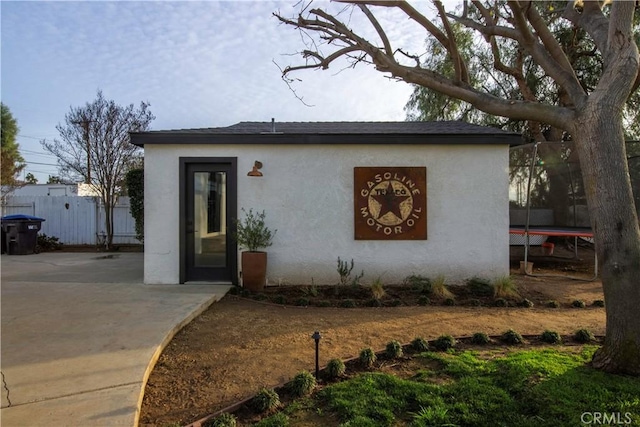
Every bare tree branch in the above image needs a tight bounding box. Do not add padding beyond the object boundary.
[563,0,610,56]
[273,60,315,107]
[506,1,587,107]
[356,3,393,56]
[434,1,469,83]
[275,2,576,129]
[523,1,576,75]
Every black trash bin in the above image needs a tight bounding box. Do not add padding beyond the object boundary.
[1,214,46,255]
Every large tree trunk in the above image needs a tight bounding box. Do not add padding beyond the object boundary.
[573,107,640,375]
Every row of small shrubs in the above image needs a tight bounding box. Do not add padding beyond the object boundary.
[253,370,316,410]
[231,273,606,309]
[206,370,318,425]
[545,299,605,308]
[207,327,600,426]
[248,292,605,309]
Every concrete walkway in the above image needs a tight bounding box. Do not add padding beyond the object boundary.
[1,252,231,426]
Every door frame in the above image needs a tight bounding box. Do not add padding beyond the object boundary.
[179,157,238,284]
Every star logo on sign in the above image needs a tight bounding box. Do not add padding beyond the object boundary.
[370,181,411,223]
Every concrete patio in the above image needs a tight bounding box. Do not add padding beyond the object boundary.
[1,251,231,426]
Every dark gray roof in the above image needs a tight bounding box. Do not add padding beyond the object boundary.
[130,121,522,147]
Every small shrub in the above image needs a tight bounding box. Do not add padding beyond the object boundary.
[518,298,534,308]
[366,298,383,307]
[295,297,309,307]
[289,371,316,397]
[574,328,595,343]
[443,298,455,306]
[431,275,454,299]
[494,298,508,307]
[540,330,562,344]
[412,406,450,426]
[359,348,377,368]
[302,285,319,297]
[340,299,356,308]
[337,257,364,286]
[501,329,524,345]
[403,274,432,294]
[228,286,241,295]
[467,277,494,297]
[315,300,331,307]
[411,337,429,352]
[36,233,63,252]
[385,340,403,359]
[493,275,519,298]
[240,288,251,297]
[433,334,456,351]
[468,298,482,307]
[234,208,276,252]
[370,277,386,300]
[252,388,280,413]
[388,298,402,307]
[572,299,586,308]
[271,295,286,305]
[325,358,346,379]
[471,332,490,345]
[253,413,289,427]
[206,412,237,427]
[417,295,431,306]
[593,299,605,307]
[253,293,268,301]
[547,300,560,308]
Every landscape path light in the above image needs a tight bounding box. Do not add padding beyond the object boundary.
[312,331,322,380]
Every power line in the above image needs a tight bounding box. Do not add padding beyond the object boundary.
[24,169,58,175]
[17,134,56,140]
[19,149,57,157]
[23,160,59,167]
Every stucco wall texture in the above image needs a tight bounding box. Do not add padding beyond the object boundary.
[144,144,509,285]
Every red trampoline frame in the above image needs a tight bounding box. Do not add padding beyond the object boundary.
[509,226,593,238]
[509,226,597,280]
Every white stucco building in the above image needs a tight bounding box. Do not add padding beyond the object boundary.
[130,121,521,286]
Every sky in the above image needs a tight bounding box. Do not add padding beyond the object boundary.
[1,0,438,183]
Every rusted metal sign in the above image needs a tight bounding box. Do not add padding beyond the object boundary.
[354,167,427,240]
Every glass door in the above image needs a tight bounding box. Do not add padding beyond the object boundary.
[184,161,236,283]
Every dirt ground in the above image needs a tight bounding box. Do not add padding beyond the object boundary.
[139,260,606,427]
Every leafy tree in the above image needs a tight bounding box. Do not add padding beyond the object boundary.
[24,173,38,184]
[125,168,144,243]
[276,1,640,374]
[1,103,26,197]
[42,90,154,249]
[47,175,65,184]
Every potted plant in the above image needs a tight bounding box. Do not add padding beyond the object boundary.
[233,208,276,291]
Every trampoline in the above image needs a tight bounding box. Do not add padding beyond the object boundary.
[509,225,597,280]
[510,139,640,279]
[509,141,619,280]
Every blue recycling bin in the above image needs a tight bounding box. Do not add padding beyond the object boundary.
[1,214,46,255]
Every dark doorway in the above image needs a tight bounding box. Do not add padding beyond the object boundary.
[180,158,237,283]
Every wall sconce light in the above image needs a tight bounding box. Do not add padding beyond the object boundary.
[247,160,263,177]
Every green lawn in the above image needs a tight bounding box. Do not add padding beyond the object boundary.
[254,346,640,427]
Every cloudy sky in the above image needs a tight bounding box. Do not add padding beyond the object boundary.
[1,0,439,182]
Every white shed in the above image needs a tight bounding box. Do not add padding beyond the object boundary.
[130,121,521,286]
